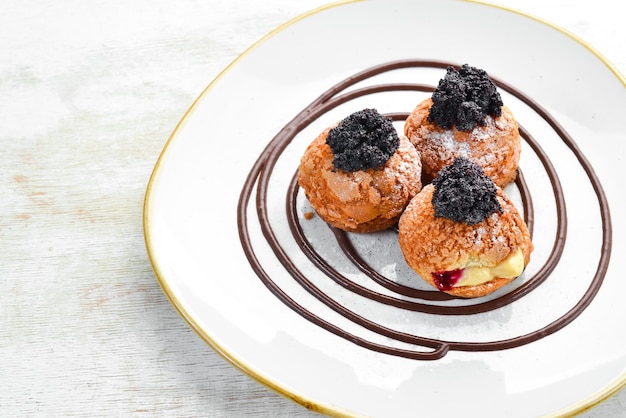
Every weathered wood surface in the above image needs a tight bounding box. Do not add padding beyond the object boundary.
[1,1,623,416]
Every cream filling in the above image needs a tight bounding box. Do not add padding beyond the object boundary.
[456,248,524,287]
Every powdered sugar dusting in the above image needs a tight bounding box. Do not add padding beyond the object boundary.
[387,137,422,185]
[470,116,497,142]
[473,227,485,245]
[426,129,470,159]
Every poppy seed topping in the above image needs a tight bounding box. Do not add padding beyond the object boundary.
[428,64,503,131]
[326,108,400,172]
[431,157,502,225]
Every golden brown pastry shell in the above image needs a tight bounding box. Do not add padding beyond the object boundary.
[298,127,422,233]
[404,98,521,187]
[398,184,533,298]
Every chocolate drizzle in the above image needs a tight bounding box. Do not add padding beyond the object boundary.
[237,59,612,360]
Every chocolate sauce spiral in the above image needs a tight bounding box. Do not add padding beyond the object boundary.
[237,60,612,360]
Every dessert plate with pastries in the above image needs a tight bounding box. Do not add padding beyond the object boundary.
[143,0,625,416]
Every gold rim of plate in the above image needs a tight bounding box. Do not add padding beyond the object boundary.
[143,1,626,416]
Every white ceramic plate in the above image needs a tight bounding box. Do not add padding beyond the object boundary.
[143,1,626,416]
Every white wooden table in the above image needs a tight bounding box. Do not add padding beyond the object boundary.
[2,1,623,416]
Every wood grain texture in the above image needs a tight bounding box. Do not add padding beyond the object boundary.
[1,1,623,416]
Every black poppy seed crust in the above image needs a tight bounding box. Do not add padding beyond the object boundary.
[428,64,503,131]
[431,157,502,225]
[326,108,400,172]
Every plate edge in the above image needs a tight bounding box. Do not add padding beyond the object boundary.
[142,1,626,417]
[142,1,364,416]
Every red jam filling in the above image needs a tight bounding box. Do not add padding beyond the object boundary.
[431,269,464,291]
